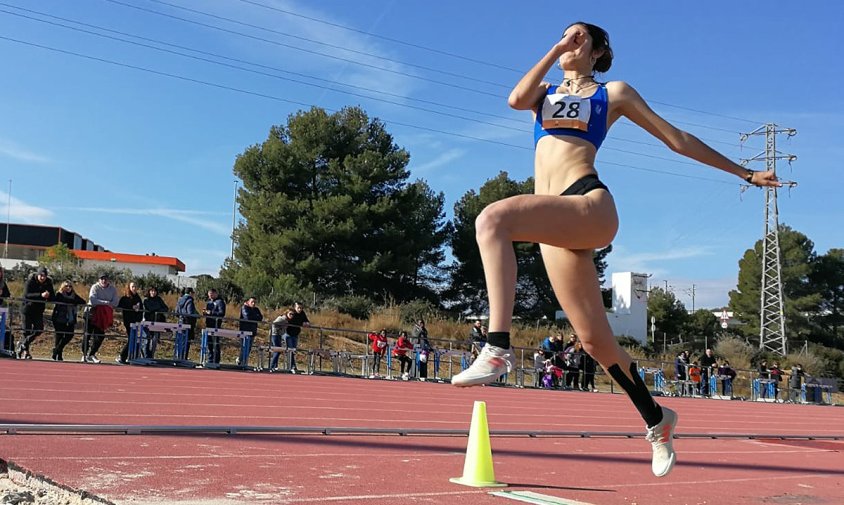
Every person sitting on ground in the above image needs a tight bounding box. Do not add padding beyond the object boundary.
[50,280,86,361]
[142,286,169,359]
[368,328,388,378]
[84,273,118,364]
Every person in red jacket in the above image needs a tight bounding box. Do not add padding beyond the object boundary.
[368,329,388,378]
[393,330,414,381]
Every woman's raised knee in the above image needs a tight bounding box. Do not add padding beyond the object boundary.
[475,202,511,244]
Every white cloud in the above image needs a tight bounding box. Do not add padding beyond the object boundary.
[610,246,715,277]
[58,207,231,236]
[0,139,51,164]
[0,191,54,223]
[410,148,466,174]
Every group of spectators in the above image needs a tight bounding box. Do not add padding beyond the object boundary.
[367,320,434,381]
[531,332,598,392]
[674,349,738,397]
[0,268,824,401]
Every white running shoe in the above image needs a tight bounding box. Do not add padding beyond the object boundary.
[451,345,515,387]
[89,355,101,364]
[646,406,678,477]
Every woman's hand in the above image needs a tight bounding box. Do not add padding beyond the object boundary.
[750,170,781,187]
[554,29,585,55]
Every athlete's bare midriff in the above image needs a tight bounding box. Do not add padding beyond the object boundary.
[534,135,600,196]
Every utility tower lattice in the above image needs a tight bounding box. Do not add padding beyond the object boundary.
[740,124,797,356]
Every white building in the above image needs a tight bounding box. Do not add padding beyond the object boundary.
[72,250,196,288]
[557,272,650,344]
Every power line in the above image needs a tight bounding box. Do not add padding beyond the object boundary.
[140,0,510,90]
[235,0,524,74]
[0,34,744,187]
[234,0,764,126]
[103,0,504,97]
[112,0,765,130]
[0,6,752,163]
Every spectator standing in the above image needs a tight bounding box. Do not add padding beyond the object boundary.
[17,267,54,359]
[564,340,583,390]
[50,281,85,361]
[788,364,805,403]
[533,349,545,388]
[0,267,12,353]
[238,297,263,367]
[269,308,293,371]
[769,361,783,400]
[717,360,737,397]
[84,273,119,363]
[699,348,717,396]
[469,320,487,362]
[412,319,433,381]
[285,302,310,373]
[368,328,388,378]
[757,359,770,399]
[392,330,414,380]
[581,349,598,392]
[116,282,143,364]
[142,286,169,359]
[175,287,199,358]
[203,289,226,364]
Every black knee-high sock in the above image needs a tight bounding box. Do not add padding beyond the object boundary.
[486,331,510,349]
[608,362,663,427]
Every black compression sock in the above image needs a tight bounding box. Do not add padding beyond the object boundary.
[486,331,510,349]
[608,362,664,427]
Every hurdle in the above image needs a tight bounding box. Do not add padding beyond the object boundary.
[128,321,194,367]
[200,327,254,370]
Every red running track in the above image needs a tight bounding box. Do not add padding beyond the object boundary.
[1,359,843,504]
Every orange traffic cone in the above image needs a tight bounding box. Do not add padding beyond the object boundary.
[450,401,506,487]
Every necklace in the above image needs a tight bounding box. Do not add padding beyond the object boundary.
[561,75,596,94]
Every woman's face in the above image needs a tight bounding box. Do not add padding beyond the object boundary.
[149,288,157,297]
[63,284,73,293]
[558,24,594,70]
[130,282,137,293]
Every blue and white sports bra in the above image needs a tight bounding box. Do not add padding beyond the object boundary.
[534,83,609,150]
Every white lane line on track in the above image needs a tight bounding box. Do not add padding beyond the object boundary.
[7,448,827,462]
[591,472,837,489]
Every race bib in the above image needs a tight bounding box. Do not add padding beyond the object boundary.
[541,93,591,131]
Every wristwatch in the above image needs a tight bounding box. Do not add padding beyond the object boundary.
[744,169,755,183]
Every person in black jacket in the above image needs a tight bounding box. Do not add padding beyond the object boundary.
[285,302,310,373]
[412,319,432,380]
[142,286,169,358]
[18,267,55,359]
[202,289,226,364]
[0,266,11,353]
[51,280,86,361]
[116,282,143,364]
[176,287,199,358]
[238,297,263,367]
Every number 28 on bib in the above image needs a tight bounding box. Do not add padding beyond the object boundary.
[541,94,591,132]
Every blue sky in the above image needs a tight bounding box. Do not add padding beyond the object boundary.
[1,0,841,309]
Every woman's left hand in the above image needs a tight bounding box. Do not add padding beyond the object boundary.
[751,170,781,187]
